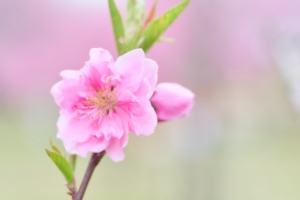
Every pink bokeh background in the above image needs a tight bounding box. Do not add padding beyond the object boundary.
[2,0,300,100]
[0,0,190,101]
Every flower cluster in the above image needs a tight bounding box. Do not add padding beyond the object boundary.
[51,48,194,162]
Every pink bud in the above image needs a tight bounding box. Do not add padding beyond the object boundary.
[151,83,195,122]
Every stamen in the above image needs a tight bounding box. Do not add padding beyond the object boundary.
[87,86,118,116]
[76,83,118,127]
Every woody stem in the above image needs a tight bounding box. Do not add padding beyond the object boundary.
[73,151,105,200]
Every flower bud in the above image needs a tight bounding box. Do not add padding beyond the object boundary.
[151,83,194,121]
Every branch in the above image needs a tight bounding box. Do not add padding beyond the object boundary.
[73,151,105,200]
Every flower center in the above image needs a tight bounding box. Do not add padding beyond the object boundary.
[87,87,117,113]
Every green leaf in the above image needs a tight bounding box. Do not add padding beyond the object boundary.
[108,0,126,55]
[139,0,190,52]
[126,0,145,28]
[49,139,62,155]
[46,149,74,185]
[125,0,145,50]
[69,154,77,172]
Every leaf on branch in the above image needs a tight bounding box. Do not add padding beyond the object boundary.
[125,0,145,50]
[139,0,190,53]
[108,0,126,55]
[126,0,145,32]
[69,154,77,172]
[46,149,74,186]
[49,138,62,155]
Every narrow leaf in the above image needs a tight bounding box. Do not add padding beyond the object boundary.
[126,0,135,25]
[108,0,126,55]
[49,139,62,155]
[125,0,145,50]
[46,149,74,185]
[126,0,145,28]
[69,154,77,172]
[139,0,190,52]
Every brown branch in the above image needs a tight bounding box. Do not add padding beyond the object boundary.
[73,151,105,200]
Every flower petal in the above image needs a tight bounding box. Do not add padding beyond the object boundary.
[83,48,114,89]
[99,113,125,140]
[105,138,125,162]
[51,78,88,115]
[142,58,158,98]
[51,80,64,106]
[133,78,151,99]
[131,104,157,136]
[57,115,93,143]
[114,107,133,134]
[128,98,149,117]
[114,49,145,93]
[63,136,109,157]
[88,48,113,73]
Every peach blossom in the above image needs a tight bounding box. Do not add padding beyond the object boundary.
[51,48,158,162]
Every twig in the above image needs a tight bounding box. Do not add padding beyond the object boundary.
[73,151,105,200]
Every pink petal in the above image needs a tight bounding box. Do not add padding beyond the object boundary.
[110,113,126,138]
[88,48,113,73]
[98,116,113,140]
[64,136,109,157]
[57,115,93,143]
[114,107,133,134]
[51,69,87,112]
[89,136,110,152]
[121,131,129,148]
[83,48,114,89]
[114,49,145,93]
[131,105,157,136]
[117,90,138,102]
[99,113,124,140]
[141,58,158,98]
[51,80,64,106]
[51,79,87,114]
[105,138,125,162]
[128,98,149,117]
[134,78,152,99]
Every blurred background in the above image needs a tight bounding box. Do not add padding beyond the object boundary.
[1,0,300,199]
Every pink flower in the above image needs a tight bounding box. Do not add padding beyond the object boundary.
[150,83,194,122]
[51,48,158,162]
